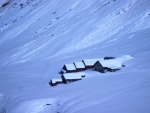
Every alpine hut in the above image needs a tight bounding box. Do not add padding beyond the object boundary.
[94,60,122,73]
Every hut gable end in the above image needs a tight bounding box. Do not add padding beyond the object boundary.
[94,61,105,73]
[62,65,67,70]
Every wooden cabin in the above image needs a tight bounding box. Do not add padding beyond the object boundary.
[94,60,122,73]
[49,78,63,86]
[62,63,77,73]
[73,62,86,72]
[82,58,104,69]
[61,73,85,84]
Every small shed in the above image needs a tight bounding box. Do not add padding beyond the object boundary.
[62,63,77,73]
[94,60,122,73]
[49,78,63,86]
[82,58,104,69]
[73,62,86,72]
[61,73,85,84]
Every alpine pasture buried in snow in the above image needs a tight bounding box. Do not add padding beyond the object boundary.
[0,0,150,113]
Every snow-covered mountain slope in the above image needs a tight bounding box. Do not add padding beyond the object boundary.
[0,0,150,113]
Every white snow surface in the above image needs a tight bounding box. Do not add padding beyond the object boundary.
[0,0,150,113]
[13,98,60,113]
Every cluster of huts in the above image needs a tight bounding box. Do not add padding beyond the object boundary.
[49,57,124,86]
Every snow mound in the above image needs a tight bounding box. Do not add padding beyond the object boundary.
[116,55,133,64]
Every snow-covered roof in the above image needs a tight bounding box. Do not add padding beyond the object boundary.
[63,72,85,80]
[74,62,85,68]
[83,58,104,66]
[65,63,76,70]
[99,59,122,69]
[51,79,62,84]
